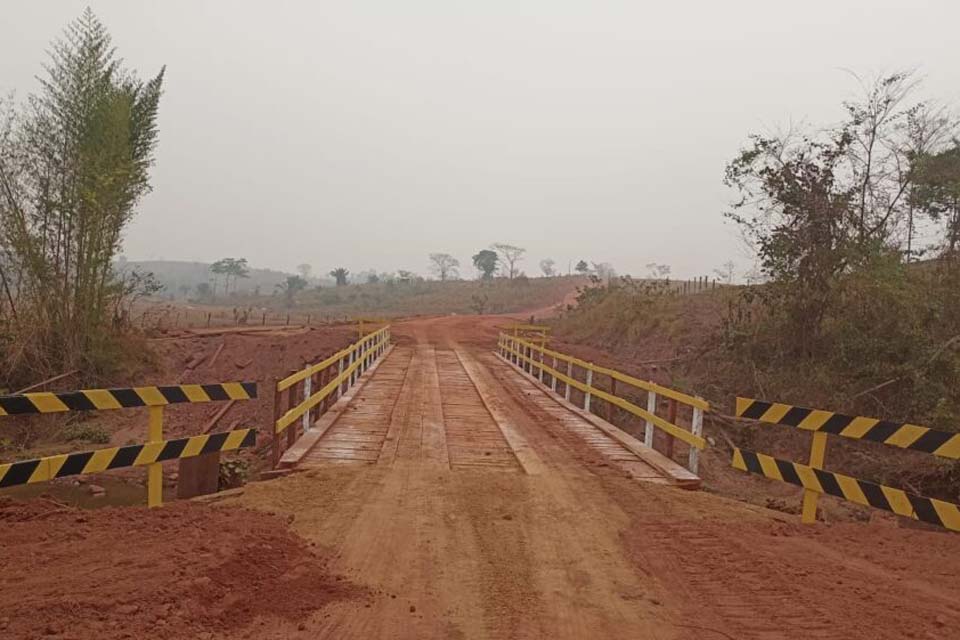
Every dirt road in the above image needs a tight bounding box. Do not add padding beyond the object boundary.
[3,316,958,639]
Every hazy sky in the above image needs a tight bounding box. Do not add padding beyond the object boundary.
[2,2,959,279]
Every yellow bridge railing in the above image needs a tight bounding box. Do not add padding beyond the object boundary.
[272,325,391,466]
[498,332,708,474]
[733,398,960,532]
[0,382,258,506]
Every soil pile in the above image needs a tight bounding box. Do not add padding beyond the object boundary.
[0,498,366,639]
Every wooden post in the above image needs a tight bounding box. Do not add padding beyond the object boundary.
[607,376,616,422]
[665,398,678,459]
[689,406,703,474]
[551,356,558,392]
[802,432,828,524]
[565,361,573,401]
[318,366,329,414]
[644,391,656,447]
[271,380,282,468]
[584,367,593,412]
[262,311,266,325]
[206,312,212,327]
[302,365,313,432]
[147,406,164,508]
[287,377,299,450]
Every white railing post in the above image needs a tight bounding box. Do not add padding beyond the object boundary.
[301,364,312,432]
[338,355,345,396]
[349,349,356,387]
[550,356,558,392]
[564,362,573,401]
[538,349,545,384]
[644,391,657,447]
[584,367,593,412]
[689,406,703,474]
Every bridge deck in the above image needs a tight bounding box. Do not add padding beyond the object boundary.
[291,338,687,487]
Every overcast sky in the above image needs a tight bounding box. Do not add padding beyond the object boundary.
[2,2,959,279]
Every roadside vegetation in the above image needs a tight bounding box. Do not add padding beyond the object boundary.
[0,10,164,390]
[553,73,960,500]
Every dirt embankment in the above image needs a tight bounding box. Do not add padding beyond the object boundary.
[3,325,358,459]
[0,498,369,639]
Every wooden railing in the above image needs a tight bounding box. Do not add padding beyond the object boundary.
[272,326,391,466]
[498,332,708,473]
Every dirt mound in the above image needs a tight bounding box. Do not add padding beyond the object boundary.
[0,498,366,639]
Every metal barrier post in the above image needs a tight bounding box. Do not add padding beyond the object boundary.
[802,432,827,524]
[564,362,573,401]
[584,367,594,412]
[644,392,656,447]
[689,406,703,473]
[147,406,164,507]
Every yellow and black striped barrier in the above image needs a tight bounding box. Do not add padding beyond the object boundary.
[732,447,960,532]
[0,380,258,507]
[733,397,960,531]
[0,382,257,416]
[0,429,257,489]
[736,398,960,459]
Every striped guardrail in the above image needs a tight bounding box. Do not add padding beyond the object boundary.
[732,448,959,532]
[734,397,960,532]
[0,429,256,488]
[0,381,257,506]
[0,382,256,416]
[735,398,960,459]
